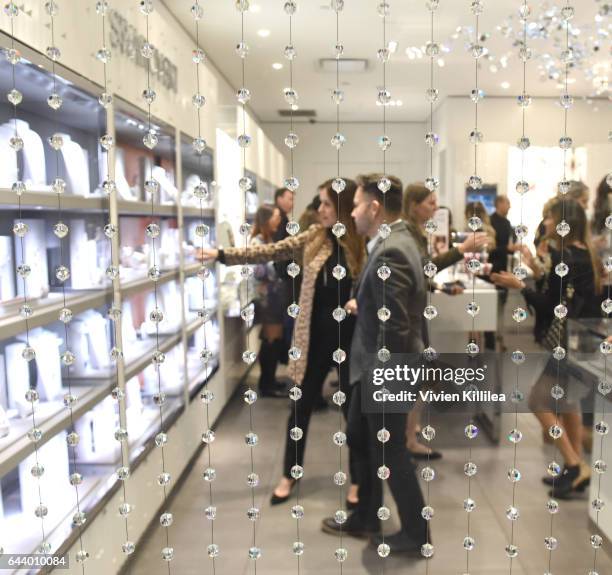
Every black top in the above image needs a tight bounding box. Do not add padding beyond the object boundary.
[272,209,291,283]
[522,245,600,328]
[489,212,514,273]
[312,232,353,320]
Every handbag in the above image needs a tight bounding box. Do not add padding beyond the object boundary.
[542,248,586,351]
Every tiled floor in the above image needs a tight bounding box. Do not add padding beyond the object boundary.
[128,293,612,574]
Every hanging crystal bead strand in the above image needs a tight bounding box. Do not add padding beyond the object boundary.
[326,0,349,568]
[189,0,219,566]
[591,178,612,574]
[504,0,532,566]
[420,0,441,567]
[94,0,135,557]
[4,0,51,557]
[281,0,306,566]
[138,0,176,566]
[461,1,487,571]
[543,3,576,572]
[235,0,262,564]
[373,0,394,564]
[43,0,90,566]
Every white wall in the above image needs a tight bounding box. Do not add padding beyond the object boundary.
[263,121,428,215]
[433,96,612,228]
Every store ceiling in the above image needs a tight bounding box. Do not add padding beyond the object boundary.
[164,0,610,123]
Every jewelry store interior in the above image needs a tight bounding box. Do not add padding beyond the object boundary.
[0,1,610,574]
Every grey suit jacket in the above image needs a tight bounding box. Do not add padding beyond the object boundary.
[349,220,426,385]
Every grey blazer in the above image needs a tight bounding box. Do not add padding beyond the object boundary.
[349,220,426,385]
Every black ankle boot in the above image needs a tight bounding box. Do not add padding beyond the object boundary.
[549,464,580,498]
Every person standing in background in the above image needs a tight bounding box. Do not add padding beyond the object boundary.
[489,195,517,275]
[273,187,296,371]
[249,205,287,398]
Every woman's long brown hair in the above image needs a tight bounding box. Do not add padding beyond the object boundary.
[319,178,365,277]
[251,204,277,242]
[548,198,601,293]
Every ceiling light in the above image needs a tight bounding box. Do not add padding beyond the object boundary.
[257,29,270,38]
[437,58,445,67]
[500,81,510,89]
[272,62,283,70]
[249,3,261,12]
[388,40,398,53]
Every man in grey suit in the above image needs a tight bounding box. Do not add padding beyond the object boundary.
[321,174,428,555]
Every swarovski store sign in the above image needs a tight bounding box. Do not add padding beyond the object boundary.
[108,9,178,93]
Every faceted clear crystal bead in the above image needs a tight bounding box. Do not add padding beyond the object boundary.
[468,175,482,190]
[421,543,434,558]
[242,350,257,365]
[466,301,480,317]
[334,548,348,562]
[333,348,346,364]
[332,222,346,237]
[143,130,158,149]
[236,42,249,58]
[378,135,391,151]
[551,384,565,400]
[513,266,528,280]
[423,261,438,278]
[512,307,527,322]
[12,221,28,237]
[17,264,31,278]
[516,180,529,195]
[284,44,296,60]
[511,349,525,364]
[22,346,36,362]
[377,347,390,362]
[559,136,573,150]
[286,220,300,236]
[287,262,300,278]
[556,220,570,237]
[379,223,391,239]
[333,471,347,486]
[421,466,435,481]
[505,544,519,560]
[291,504,304,519]
[469,130,483,144]
[9,135,23,151]
[555,262,569,277]
[55,265,70,282]
[331,132,346,149]
[425,131,439,147]
[464,462,477,476]
[515,224,528,239]
[463,536,475,551]
[554,304,567,319]
[284,88,299,105]
[465,423,479,439]
[424,219,438,234]
[287,302,300,318]
[290,465,303,479]
[464,498,476,512]
[193,137,207,154]
[333,306,346,322]
[46,46,61,61]
[467,216,482,231]
[333,431,347,446]
[377,265,391,280]
[517,136,530,151]
[466,258,481,275]
[284,176,299,192]
[517,94,531,108]
[377,176,391,193]
[332,265,346,280]
[141,42,155,59]
[288,346,301,361]
[332,390,345,406]
[425,176,439,191]
[378,306,391,322]
[7,88,22,106]
[48,133,64,150]
[12,181,26,195]
[547,461,561,477]
[553,346,566,360]
[377,465,390,480]
[207,544,219,558]
[508,428,523,443]
[332,177,346,193]
[424,305,438,320]
[549,425,563,439]
[245,432,258,446]
[284,131,299,148]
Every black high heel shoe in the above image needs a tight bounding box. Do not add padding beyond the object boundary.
[270,479,296,505]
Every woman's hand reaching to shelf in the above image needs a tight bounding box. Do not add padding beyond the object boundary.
[196,247,219,262]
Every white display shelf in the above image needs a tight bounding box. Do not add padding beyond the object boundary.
[0,188,107,212]
[0,290,110,342]
[0,383,112,477]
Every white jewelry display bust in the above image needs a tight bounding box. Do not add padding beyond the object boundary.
[57,133,90,197]
[14,218,49,300]
[0,119,46,187]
